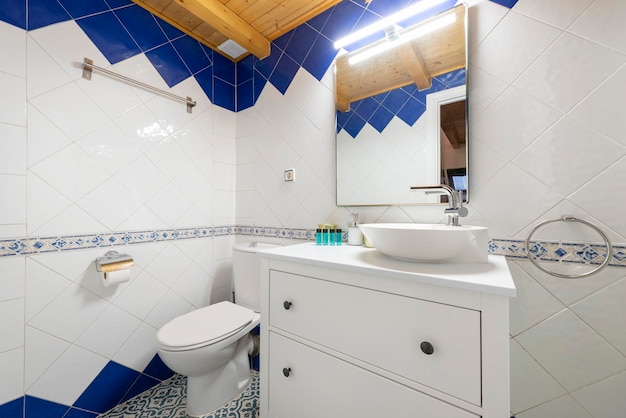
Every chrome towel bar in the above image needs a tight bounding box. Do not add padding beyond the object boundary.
[81,57,196,113]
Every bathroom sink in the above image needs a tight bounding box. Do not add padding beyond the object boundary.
[358,223,489,263]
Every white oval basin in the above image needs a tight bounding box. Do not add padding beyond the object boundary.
[358,223,489,263]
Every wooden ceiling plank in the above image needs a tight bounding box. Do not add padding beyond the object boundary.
[173,0,270,58]
[138,0,173,13]
[275,0,341,36]
[397,42,431,91]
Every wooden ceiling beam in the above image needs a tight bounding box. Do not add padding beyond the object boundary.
[397,42,432,91]
[173,0,271,58]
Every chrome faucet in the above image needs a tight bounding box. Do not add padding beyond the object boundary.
[410,184,468,226]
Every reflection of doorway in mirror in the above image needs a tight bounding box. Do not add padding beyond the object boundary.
[440,99,467,202]
[425,85,468,203]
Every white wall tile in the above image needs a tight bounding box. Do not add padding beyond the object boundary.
[0,299,24,353]
[0,124,26,175]
[516,309,626,392]
[471,11,561,83]
[568,65,626,147]
[510,339,565,414]
[75,304,141,358]
[0,72,26,126]
[26,35,72,100]
[513,115,625,197]
[77,122,142,175]
[112,322,157,372]
[26,105,71,167]
[571,371,626,418]
[0,174,26,225]
[471,163,562,236]
[513,0,594,30]
[0,348,24,405]
[569,157,626,238]
[24,327,69,390]
[0,256,24,301]
[571,278,626,356]
[26,345,107,406]
[0,22,25,77]
[514,33,625,113]
[111,270,168,320]
[569,0,626,55]
[471,86,562,160]
[516,395,592,418]
[28,283,109,342]
[508,262,564,336]
[29,83,110,141]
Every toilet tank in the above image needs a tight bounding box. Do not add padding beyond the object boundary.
[233,242,279,312]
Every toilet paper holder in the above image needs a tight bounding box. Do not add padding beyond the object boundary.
[96,250,134,272]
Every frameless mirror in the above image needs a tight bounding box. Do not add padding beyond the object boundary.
[335,4,468,206]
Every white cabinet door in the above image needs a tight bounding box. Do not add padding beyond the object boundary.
[268,332,478,418]
[269,270,481,404]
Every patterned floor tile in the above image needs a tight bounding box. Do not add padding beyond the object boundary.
[98,372,259,418]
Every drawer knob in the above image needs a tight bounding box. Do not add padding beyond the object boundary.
[283,301,292,310]
[282,367,292,377]
[420,341,435,355]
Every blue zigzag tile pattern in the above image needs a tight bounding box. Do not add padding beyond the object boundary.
[0,0,517,113]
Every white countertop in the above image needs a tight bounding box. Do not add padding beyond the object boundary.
[258,242,516,297]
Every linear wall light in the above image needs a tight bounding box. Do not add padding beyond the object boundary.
[348,12,456,65]
[334,0,449,50]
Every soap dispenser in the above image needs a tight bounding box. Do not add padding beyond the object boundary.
[347,212,363,246]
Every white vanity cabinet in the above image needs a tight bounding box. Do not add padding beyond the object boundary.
[259,244,516,418]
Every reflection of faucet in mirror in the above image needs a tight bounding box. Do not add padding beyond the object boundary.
[410,184,468,226]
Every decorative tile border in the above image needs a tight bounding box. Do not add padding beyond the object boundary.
[1,226,624,269]
[490,238,626,268]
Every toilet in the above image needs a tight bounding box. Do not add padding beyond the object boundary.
[156,242,277,417]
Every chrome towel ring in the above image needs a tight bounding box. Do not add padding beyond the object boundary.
[525,216,613,279]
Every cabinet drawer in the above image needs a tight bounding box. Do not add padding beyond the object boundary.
[269,270,481,405]
[268,331,478,418]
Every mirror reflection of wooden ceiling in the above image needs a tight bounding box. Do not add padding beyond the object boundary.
[131,0,341,61]
[335,5,466,112]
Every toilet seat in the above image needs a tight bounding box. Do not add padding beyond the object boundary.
[157,301,256,351]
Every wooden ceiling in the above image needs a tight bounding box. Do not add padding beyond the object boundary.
[131,0,341,61]
[335,4,466,112]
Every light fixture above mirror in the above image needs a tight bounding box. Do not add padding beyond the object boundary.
[335,3,468,207]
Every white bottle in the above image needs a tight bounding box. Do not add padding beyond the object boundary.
[347,212,363,246]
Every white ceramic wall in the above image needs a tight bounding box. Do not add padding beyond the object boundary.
[237,0,626,417]
[0,19,238,407]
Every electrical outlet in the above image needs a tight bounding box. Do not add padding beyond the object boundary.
[284,168,295,182]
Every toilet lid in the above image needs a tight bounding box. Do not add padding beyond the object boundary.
[157,301,256,350]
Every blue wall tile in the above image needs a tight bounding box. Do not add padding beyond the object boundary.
[173,36,212,74]
[145,43,191,87]
[76,12,141,64]
[104,0,133,8]
[115,5,168,52]
[25,396,69,418]
[195,67,215,103]
[27,0,70,30]
[58,0,110,19]
[0,397,23,418]
[270,53,299,94]
[283,24,318,64]
[64,408,99,418]
[213,53,236,84]
[237,79,254,111]
[143,353,175,381]
[120,374,161,403]
[74,361,140,414]
[214,78,236,111]
[302,34,336,81]
[0,0,25,29]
